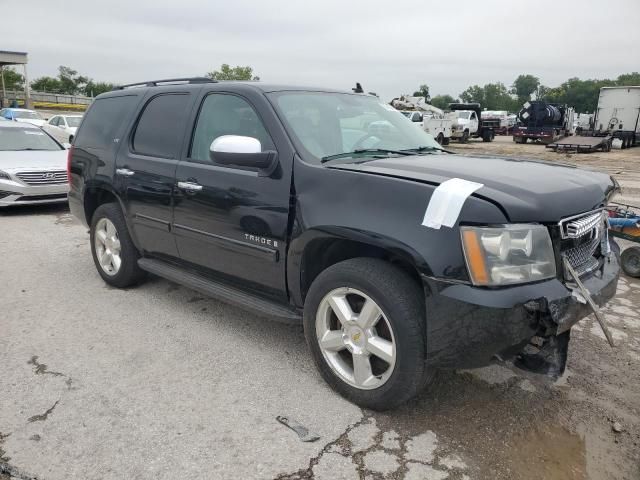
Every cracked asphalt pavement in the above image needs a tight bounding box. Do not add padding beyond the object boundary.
[1,199,639,479]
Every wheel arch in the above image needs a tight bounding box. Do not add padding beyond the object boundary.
[288,227,429,308]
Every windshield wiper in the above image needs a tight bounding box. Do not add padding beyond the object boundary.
[402,145,456,155]
[321,148,413,163]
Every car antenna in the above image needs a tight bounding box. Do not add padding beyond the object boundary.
[352,82,364,94]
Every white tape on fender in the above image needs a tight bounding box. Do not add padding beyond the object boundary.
[422,178,484,229]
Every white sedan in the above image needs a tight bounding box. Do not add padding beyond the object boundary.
[42,114,83,143]
[0,122,69,207]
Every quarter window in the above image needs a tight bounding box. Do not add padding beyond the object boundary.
[74,95,138,150]
[190,94,274,163]
[132,94,190,158]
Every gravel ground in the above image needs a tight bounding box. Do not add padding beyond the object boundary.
[1,141,639,479]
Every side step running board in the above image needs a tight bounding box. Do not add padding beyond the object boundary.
[138,258,302,324]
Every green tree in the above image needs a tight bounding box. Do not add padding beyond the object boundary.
[511,74,540,104]
[0,67,25,90]
[206,64,259,81]
[459,85,485,104]
[616,72,640,86]
[412,84,430,100]
[430,94,457,110]
[83,80,116,97]
[57,66,89,95]
[30,76,62,93]
[460,83,518,111]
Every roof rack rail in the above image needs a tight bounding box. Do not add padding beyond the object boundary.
[114,77,216,90]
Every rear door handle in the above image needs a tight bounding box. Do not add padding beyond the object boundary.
[116,168,135,176]
[177,181,203,192]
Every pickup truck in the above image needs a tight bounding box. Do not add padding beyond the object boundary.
[68,78,620,410]
[399,110,452,145]
[449,103,497,142]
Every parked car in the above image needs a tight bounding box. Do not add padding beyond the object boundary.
[0,122,69,206]
[43,114,83,143]
[68,78,620,410]
[0,108,47,127]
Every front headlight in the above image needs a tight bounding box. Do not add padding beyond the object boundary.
[461,224,556,286]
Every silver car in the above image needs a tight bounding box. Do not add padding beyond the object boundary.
[0,122,69,207]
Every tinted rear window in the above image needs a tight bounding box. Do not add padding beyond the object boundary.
[75,95,138,149]
[132,94,190,158]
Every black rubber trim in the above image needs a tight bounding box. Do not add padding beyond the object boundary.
[173,223,278,262]
[137,257,300,323]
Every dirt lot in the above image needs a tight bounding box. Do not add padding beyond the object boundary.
[1,140,639,479]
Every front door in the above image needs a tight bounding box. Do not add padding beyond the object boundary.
[172,91,293,300]
[115,92,193,258]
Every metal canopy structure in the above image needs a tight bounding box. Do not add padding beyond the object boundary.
[0,50,31,108]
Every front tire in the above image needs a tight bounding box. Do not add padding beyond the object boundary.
[90,202,146,288]
[303,258,430,410]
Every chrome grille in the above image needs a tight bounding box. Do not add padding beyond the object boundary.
[16,170,67,185]
[563,235,601,276]
[559,210,606,277]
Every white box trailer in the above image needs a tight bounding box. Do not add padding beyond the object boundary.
[594,86,640,148]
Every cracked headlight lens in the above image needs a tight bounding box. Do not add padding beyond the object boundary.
[461,224,556,286]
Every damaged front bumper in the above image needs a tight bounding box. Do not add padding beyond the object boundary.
[422,244,620,369]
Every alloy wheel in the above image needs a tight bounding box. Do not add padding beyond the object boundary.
[316,287,396,390]
[94,218,122,276]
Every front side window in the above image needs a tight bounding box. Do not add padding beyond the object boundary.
[49,116,59,126]
[132,94,191,158]
[0,126,62,151]
[190,94,274,163]
[268,92,441,162]
[457,111,471,119]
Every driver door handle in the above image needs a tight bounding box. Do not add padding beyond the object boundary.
[116,168,135,177]
[177,181,203,192]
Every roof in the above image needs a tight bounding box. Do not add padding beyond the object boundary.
[0,50,27,66]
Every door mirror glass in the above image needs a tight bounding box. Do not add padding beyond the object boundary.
[211,135,261,154]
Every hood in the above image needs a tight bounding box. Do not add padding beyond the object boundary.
[329,154,616,222]
[15,118,47,127]
[0,150,67,172]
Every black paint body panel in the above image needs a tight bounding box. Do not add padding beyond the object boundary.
[68,82,621,370]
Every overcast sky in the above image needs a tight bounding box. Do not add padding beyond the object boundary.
[4,0,639,100]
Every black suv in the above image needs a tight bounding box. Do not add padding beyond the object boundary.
[68,78,620,410]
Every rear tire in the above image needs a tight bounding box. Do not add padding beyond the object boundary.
[460,130,469,143]
[90,202,146,288]
[621,247,640,278]
[436,133,444,145]
[303,258,431,410]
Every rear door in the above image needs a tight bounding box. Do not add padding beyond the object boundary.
[115,91,194,258]
[172,89,294,300]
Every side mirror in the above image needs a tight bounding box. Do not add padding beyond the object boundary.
[210,135,277,172]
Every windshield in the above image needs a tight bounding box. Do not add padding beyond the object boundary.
[400,111,411,118]
[268,92,441,163]
[66,116,82,127]
[14,111,42,120]
[0,127,62,151]
[457,111,471,119]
